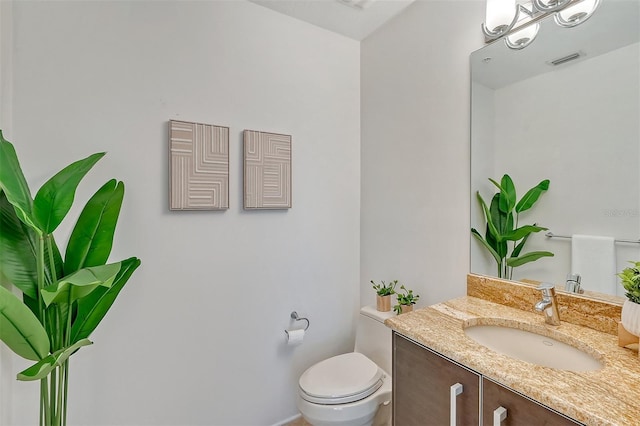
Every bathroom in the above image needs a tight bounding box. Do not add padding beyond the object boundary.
[0,0,638,425]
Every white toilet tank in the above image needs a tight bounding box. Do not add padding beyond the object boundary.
[354,306,395,375]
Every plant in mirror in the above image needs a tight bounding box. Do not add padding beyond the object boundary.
[471,174,553,279]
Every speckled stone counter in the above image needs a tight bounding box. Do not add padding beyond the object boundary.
[385,296,640,426]
[467,274,623,335]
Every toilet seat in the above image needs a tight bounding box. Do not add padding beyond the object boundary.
[299,352,384,405]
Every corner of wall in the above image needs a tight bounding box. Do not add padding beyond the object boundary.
[0,1,14,424]
[0,0,13,134]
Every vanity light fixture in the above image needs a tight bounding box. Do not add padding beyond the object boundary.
[483,0,601,50]
[554,0,601,27]
[505,21,540,49]
[483,0,518,38]
[504,2,540,50]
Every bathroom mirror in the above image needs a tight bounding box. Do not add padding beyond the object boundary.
[470,0,640,301]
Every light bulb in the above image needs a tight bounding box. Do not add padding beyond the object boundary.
[505,22,540,49]
[555,0,601,27]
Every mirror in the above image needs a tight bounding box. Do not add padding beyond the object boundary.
[470,0,640,301]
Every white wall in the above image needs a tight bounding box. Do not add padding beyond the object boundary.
[360,0,485,307]
[4,1,360,424]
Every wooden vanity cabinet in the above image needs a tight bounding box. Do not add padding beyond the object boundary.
[393,332,582,426]
[393,333,480,425]
[482,377,581,426]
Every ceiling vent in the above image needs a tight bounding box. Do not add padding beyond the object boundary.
[548,51,584,66]
[336,0,375,10]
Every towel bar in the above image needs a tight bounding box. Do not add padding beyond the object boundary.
[545,232,640,244]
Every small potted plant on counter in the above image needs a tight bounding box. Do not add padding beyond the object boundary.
[618,261,640,337]
[371,280,397,312]
[393,285,420,315]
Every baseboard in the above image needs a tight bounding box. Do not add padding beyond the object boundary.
[271,413,301,426]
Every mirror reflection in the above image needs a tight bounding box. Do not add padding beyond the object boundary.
[470,0,640,300]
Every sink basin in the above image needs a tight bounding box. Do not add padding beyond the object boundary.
[463,320,603,372]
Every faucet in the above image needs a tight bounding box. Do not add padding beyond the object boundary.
[535,283,561,326]
[564,273,583,294]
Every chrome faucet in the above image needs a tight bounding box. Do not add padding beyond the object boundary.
[564,273,583,294]
[535,283,561,326]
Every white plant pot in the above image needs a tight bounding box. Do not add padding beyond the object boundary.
[621,300,640,337]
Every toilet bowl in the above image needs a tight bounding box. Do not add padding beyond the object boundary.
[296,307,394,426]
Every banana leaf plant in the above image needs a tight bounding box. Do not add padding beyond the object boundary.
[0,130,141,426]
[471,174,553,279]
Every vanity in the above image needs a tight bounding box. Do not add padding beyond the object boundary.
[385,274,640,426]
[393,1,640,423]
[393,333,577,425]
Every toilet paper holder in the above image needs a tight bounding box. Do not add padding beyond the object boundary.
[289,311,310,331]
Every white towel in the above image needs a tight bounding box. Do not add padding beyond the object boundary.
[571,234,617,294]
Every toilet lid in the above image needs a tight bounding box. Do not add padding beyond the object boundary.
[299,352,384,405]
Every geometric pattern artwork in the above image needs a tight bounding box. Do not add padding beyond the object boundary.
[169,120,229,210]
[243,130,291,209]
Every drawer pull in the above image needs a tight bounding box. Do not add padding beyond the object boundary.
[449,382,463,426]
[493,406,508,426]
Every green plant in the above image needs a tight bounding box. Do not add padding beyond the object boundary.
[471,174,554,280]
[393,285,419,314]
[371,279,397,296]
[0,130,141,426]
[618,261,640,304]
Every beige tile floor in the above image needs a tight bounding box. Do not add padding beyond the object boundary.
[285,417,311,426]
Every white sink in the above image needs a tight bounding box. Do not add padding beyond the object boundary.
[463,321,603,372]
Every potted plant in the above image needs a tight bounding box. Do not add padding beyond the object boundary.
[618,261,640,336]
[471,174,554,279]
[393,285,420,315]
[371,280,397,312]
[0,130,141,426]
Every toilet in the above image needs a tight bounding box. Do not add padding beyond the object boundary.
[296,306,394,426]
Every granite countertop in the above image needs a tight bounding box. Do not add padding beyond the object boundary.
[385,296,640,426]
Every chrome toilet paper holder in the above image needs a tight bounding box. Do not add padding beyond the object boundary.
[289,311,310,331]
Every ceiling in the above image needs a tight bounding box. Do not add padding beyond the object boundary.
[248,0,416,40]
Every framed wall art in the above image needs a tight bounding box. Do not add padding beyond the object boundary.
[243,130,291,209]
[169,120,229,210]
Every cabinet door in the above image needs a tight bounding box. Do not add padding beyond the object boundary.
[483,378,582,426]
[393,332,480,426]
